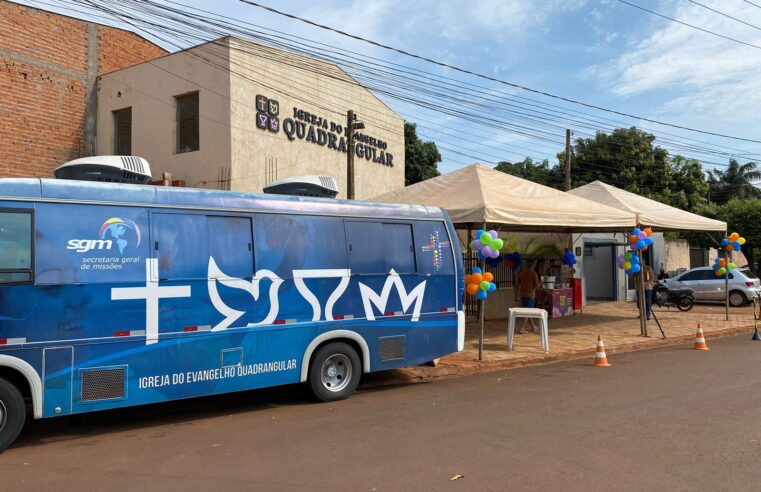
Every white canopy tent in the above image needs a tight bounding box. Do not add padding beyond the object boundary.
[372,164,636,231]
[568,181,726,232]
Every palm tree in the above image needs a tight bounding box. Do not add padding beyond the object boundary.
[708,159,761,204]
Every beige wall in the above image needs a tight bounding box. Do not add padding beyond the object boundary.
[227,38,404,199]
[97,40,232,185]
[663,238,690,273]
[97,38,405,197]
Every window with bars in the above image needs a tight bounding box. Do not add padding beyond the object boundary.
[176,92,199,153]
[113,107,132,155]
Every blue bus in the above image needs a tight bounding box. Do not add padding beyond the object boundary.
[0,178,464,451]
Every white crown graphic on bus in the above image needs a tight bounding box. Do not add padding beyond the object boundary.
[67,218,142,254]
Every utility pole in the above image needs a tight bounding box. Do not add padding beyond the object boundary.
[565,128,572,191]
[346,110,356,200]
[346,110,365,200]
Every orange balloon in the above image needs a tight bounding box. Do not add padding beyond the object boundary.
[483,272,494,282]
[644,228,653,237]
[471,273,483,284]
[727,244,735,252]
[730,232,740,241]
[718,259,726,267]
[464,274,472,284]
[466,283,480,295]
[629,235,638,244]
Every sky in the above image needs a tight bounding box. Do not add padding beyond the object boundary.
[18,0,761,175]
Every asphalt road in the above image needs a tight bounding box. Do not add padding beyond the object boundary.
[3,335,761,491]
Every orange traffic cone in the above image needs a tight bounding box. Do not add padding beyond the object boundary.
[692,323,709,351]
[594,335,611,367]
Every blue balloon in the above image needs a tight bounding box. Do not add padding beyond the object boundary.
[713,263,719,270]
[476,290,488,300]
[636,239,646,250]
[632,228,641,236]
[644,237,653,246]
[733,241,742,250]
[477,251,486,261]
[721,238,730,247]
[472,266,482,274]
[625,268,632,275]
[630,263,641,273]
[488,282,497,292]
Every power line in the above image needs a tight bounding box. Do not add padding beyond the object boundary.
[617,0,761,51]
[686,0,761,33]
[240,0,761,145]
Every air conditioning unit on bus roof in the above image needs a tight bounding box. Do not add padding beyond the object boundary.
[54,156,153,184]
[263,175,339,198]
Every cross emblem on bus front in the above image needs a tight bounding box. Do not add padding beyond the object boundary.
[111,259,191,345]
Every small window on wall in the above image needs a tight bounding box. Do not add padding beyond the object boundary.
[176,92,199,154]
[0,211,33,283]
[113,107,132,155]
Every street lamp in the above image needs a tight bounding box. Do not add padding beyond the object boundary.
[346,110,365,200]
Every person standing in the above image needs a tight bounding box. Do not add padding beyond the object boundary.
[633,260,655,320]
[515,261,541,334]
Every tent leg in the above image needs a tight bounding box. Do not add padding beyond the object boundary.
[478,222,486,361]
[725,249,730,321]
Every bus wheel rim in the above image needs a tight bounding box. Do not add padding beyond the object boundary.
[321,354,352,392]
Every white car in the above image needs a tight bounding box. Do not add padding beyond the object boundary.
[661,267,761,307]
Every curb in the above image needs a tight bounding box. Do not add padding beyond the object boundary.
[361,323,757,388]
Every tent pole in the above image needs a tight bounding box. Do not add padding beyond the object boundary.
[479,221,486,361]
[725,245,730,322]
[637,225,648,337]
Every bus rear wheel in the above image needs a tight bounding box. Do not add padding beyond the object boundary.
[0,378,25,453]
[309,342,361,402]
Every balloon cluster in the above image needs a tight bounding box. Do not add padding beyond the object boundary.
[616,251,641,275]
[720,232,745,252]
[503,252,522,270]
[471,229,503,260]
[562,249,577,267]
[712,257,737,277]
[465,267,496,301]
[628,227,653,251]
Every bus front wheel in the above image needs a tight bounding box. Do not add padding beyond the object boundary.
[309,342,361,402]
[0,378,25,453]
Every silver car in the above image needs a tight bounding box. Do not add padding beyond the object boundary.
[661,267,761,306]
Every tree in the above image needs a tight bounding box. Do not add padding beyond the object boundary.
[707,159,761,204]
[494,157,563,189]
[556,127,708,212]
[404,122,441,185]
[689,199,761,271]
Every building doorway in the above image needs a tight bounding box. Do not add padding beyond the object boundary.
[583,242,617,301]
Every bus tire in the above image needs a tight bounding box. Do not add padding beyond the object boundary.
[308,342,361,402]
[0,378,26,453]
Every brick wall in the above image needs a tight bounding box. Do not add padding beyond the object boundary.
[0,0,167,178]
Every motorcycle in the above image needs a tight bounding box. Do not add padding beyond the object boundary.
[654,281,694,311]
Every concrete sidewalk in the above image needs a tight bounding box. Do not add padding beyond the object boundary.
[364,301,758,385]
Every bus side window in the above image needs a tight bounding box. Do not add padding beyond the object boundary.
[0,210,33,283]
[152,213,208,280]
[207,216,253,279]
[383,223,416,274]
[413,222,454,275]
[346,221,416,275]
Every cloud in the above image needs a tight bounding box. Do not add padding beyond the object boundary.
[586,0,761,125]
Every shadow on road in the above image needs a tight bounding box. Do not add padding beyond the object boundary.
[11,369,420,450]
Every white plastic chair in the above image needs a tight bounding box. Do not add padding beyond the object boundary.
[507,307,549,353]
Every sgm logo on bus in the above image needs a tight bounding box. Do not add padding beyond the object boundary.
[67,218,142,254]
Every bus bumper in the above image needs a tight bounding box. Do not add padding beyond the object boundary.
[457,310,465,351]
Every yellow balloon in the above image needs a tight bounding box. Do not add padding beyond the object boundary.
[739,237,746,245]
[623,261,632,270]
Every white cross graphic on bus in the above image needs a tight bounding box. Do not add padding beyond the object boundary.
[111,259,191,345]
